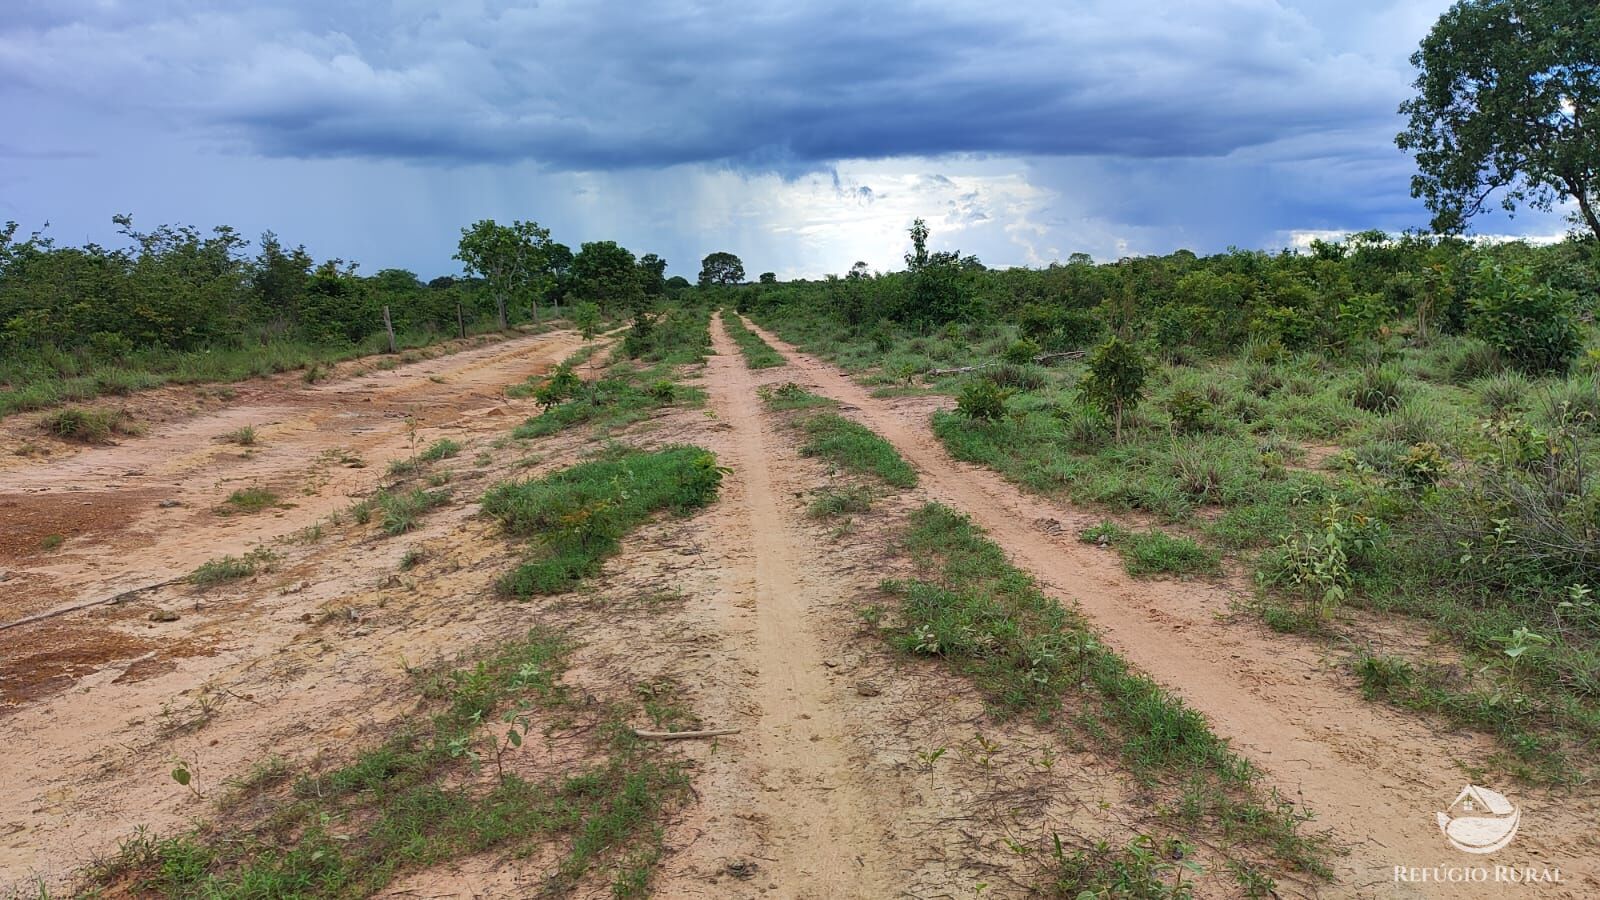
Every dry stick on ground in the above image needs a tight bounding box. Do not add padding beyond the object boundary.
[923,350,1085,379]
[0,577,187,632]
[631,727,741,741]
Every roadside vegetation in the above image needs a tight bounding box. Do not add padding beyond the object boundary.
[512,305,711,439]
[885,504,1327,893]
[483,445,726,596]
[743,220,1600,781]
[720,310,786,368]
[89,628,687,898]
[0,216,696,419]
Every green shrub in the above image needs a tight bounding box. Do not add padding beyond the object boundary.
[1079,336,1147,441]
[1468,260,1581,376]
[1002,338,1040,365]
[956,378,1012,421]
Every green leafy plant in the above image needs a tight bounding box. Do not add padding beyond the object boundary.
[1079,336,1147,441]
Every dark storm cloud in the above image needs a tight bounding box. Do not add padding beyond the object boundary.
[0,0,1412,171]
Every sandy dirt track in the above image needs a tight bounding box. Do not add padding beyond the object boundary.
[3,312,1595,899]
[734,313,1600,898]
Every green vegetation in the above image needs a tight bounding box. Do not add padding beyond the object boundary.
[1080,522,1221,578]
[721,311,786,368]
[419,437,462,461]
[91,628,686,898]
[743,218,1600,780]
[758,382,917,488]
[807,485,875,519]
[512,306,711,439]
[0,213,693,419]
[799,413,917,488]
[482,445,725,596]
[348,488,451,536]
[38,406,141,443]
[884,504,1325,888]
[190,547,278,587]
[222,425,258,446]
[220,486,281,514]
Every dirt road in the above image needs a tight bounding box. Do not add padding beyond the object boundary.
[733,313,1600,899]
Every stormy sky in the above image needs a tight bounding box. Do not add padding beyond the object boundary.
[0,0,1572,279]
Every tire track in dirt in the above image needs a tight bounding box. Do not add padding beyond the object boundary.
[732,313,1600,899]
[686,314,898,898]
[0,330,584,622]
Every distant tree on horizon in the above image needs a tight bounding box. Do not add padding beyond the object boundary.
[698,251,744,287]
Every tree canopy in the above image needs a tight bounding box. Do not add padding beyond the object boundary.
[1398,0,1600,240]
[698,252,745,287]
[454,219,554,328]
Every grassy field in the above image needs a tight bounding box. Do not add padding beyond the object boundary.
[750,295,1600,782]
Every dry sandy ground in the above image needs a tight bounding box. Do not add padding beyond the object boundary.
[0,315,1595,899]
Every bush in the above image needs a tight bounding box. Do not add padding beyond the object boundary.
[956,378,1012,422]
[1468,260,1581,376]
[1002,338,1040,365]
[1078,336,1147,440]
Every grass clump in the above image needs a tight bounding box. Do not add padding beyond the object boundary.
[1080,521,1222,578]
[38,406,140,443]
[883,503,1327,881]
[419,438,462,461]
[221,425,258,446]
[220,486,281,514]
[513,363,704,439]
[722,312,787,369]
[759,382,834,411]
[482,445,725,596]
[373,488,451,535]
[91,628,687,898]
[807,485,874,519]
[190,547,278,587]
[799,413,917,488]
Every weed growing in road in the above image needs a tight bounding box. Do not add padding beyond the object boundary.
[377,488,450,535]
[758,382,834,411]
[190,547,278,586]
[219,485,280,514]
[798,413,918,487]
[419,437,462,461]
[39,533,64,551]
[1079,522,1221,578]
[221,425,258,446]
[514,361,705,439]
[482,445,725,596]
[722,312,786,368]
[884,503,1328,883]
[38,406,141,443]
[808,485,874,519]
[91,627,688,898]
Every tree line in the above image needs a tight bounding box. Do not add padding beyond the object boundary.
[0,216,751,360]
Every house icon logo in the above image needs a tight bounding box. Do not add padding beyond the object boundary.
[1437,785,1521,854]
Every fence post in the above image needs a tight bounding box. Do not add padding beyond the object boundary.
[383,305,396,353]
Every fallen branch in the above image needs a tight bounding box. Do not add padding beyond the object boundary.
[0,576,186,632]
[631,727,741,741]
[923,349,1085,378]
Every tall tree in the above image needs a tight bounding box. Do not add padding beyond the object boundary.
[698,251,744,287]
[454,219,553,329]
[1397,0,1600,240]
[638,252,668,296]
[571,240,645,314]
